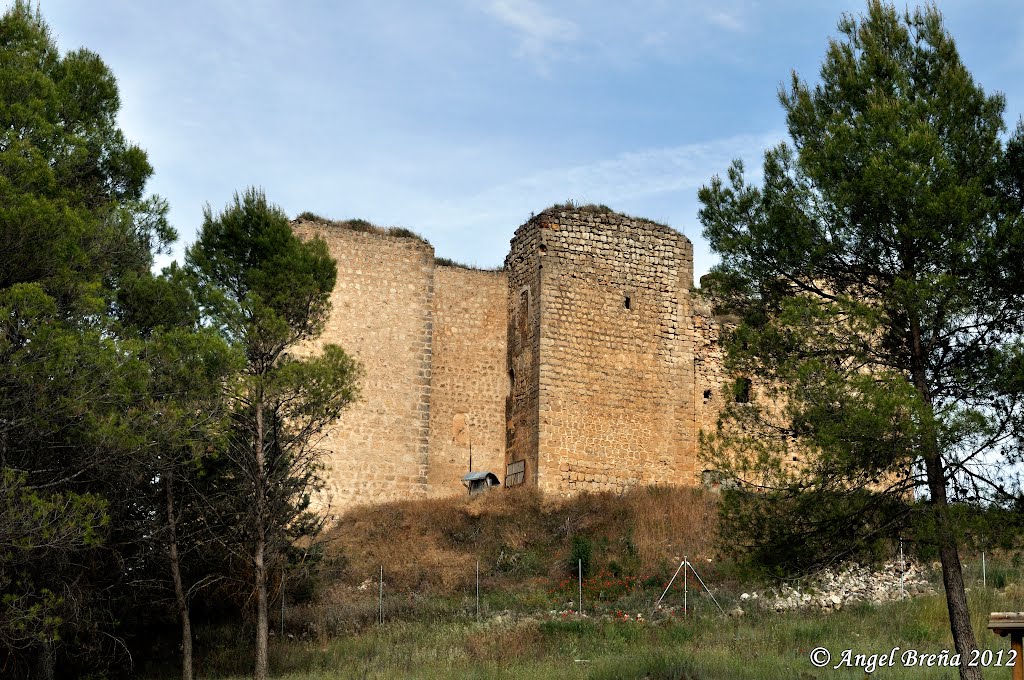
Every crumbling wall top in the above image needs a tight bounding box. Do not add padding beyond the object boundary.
[290,215,432,247]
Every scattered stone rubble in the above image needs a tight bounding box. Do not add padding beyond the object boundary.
[743,561,937,612]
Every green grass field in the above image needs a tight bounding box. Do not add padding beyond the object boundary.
[137,491,1023,678]
[163,563,1023,679]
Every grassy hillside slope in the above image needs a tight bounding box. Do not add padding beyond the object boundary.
[321,486,719,595]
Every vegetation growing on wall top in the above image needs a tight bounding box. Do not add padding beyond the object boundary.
[295,212,504,271]
[294,211,430,244]
[434,256,504,272]
[539,202,673,231]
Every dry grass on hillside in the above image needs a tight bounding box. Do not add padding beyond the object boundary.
[319,486,718,595]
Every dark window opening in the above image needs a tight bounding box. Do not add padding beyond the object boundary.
[516,289,529,341]
[703,388,713,401]
[734,377,752,404]
[624,295,632,310]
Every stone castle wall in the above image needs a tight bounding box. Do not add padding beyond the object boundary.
[426,266,508,495]
[693,299,736,442]
[295,207,733,512]
[508,208,700,495]
[291,223,435,509]
[505,220,543,488]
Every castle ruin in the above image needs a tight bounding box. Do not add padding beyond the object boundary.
[292,205,732,511]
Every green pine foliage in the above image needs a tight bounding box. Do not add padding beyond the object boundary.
[698,2,1024,675]
[187,188,361,680]
[0,1,173,312]
[0,3,233,675]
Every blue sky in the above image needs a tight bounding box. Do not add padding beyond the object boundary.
[35,0,1024,280]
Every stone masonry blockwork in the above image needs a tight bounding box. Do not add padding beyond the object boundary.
[510,209,698,495]
[293,206,731,512]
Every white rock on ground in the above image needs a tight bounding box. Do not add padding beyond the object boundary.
[769,561,936,612]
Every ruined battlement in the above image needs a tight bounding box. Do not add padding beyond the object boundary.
[294,206,731,512]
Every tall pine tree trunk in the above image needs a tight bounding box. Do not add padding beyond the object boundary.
[911,319,980,680]
[165,471,193,680]
[255,528,268,680]
[34,639,55,680]
[926,453,980,680]
[254,395,269,680]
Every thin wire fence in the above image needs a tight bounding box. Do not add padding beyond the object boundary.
[278,551,735,640]
[278,549,1013,639]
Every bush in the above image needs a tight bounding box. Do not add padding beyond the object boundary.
[570,535,593,578]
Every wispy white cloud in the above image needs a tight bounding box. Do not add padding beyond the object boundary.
[402,131,782,276]
[705,8,745,33]
[36,0,1024,283]
[427,131,782,227]
[485,0,580,71]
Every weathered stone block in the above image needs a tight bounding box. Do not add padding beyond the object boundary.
[294,205,729,512]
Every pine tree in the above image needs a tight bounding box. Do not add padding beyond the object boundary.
[186,189,360,680]
[0,1,175,673]
[698,4,1024,678]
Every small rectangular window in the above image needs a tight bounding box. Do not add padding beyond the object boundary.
[505,459,526,487]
